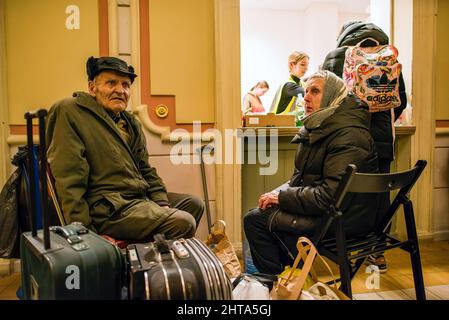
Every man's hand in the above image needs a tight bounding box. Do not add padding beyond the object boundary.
[161,205,170,209]
[258,191,280,210]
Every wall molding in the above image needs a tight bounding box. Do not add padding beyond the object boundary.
[107,0,119,57]
[436,120,449,128]
[432,230,449,241]
[436,128,449,136]
[133,105,215,143]
[99,0,109,55]
[129,0,142,111]
[6,135,38,146]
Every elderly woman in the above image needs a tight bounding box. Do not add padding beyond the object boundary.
[244,70,379,275]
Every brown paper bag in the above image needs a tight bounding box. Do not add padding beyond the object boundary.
[270,237,350,300]
[205,220,242,278]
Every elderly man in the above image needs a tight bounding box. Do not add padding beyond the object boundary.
[244,70,379,275]
[46,56,204,241]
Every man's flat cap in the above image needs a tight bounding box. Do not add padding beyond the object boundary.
[86,56,137,83]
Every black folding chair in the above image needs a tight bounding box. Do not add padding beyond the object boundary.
[312,160,427,300]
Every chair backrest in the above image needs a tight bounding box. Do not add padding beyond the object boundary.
[332,160,427,234]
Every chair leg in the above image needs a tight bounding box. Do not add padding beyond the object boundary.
[335,216,352,298]
[403,200,426,300]
[351,258,366,279]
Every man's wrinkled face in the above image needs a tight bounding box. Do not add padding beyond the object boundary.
[88,71,131,114]
[304,77,324,115]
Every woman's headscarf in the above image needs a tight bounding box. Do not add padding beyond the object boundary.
[319,70,348,108]
[302,70,348,129]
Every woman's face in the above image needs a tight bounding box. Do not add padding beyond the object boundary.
[290,57,309,78]
[254,87,268,97]
[304,77,324,115]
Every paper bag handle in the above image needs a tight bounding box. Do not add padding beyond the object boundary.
[278,237,338,299]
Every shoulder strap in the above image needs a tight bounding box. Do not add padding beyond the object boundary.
[355,37,380,47]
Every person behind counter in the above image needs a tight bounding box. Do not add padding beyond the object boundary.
[242,80,270,115]
[244,70,379,275]
[270,51,309,115]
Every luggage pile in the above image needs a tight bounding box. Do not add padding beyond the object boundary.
[19,109,233,300]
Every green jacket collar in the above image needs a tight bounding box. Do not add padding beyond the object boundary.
[289,74,300,84]
[72,92,139,168]
[72,92,111,120]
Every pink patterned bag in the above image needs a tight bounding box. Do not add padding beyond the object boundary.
[343,38,402,113]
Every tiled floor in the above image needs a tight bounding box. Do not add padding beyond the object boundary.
[1,239,448,300]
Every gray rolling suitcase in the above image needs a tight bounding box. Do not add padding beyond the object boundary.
[20,109,124,300]
[127,234,233,300]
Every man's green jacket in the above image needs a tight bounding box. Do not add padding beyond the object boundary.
[46,92,175,239]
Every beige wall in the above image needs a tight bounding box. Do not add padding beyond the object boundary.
[149,0,215,124]
[142,129,216,240]
[436,0,449,120]
[5,0,100,125]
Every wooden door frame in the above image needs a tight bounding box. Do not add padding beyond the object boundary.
[213,0,242,247]
[0,0,10,186]
[411,0,437,238]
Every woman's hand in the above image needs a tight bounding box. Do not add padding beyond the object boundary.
[258,191,280,210]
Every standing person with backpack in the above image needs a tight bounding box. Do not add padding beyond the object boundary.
[322,21,408,273]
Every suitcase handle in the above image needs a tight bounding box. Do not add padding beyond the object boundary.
[198,145,214,233]
[50,225,89,246]
[25,109,50,250]
[50,226,76,239]
[25,109,48,120]
[50,224,89,239]
[153,234,171,254]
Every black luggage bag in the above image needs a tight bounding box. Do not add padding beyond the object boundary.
[20,109,124,300]
[127,234,233,300]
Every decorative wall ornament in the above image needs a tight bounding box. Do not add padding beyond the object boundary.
[155,104,169,118]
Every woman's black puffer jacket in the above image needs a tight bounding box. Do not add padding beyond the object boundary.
[278,94,379,236]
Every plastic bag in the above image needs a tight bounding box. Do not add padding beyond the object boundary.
[232,275,270,300]
[300,282,341,300]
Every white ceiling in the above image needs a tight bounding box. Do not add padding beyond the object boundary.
[241,0,371,14]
